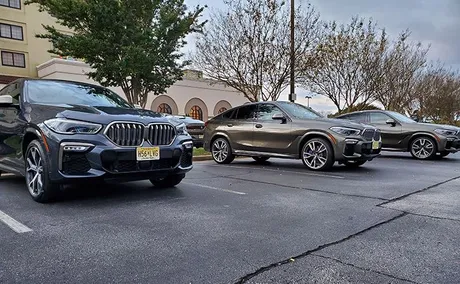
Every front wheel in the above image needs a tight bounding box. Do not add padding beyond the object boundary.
[25,140,59,203]
[211,138,235,164]
[343,160,366,168]
[150,174,185,188]
[410,136,437,160]
[301,138,334,171]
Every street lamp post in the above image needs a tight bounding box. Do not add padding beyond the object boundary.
[288,0,296,103]
[305,95,312,107]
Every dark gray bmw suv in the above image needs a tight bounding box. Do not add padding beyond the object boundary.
[0,79,193,203]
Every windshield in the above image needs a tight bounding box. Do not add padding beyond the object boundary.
[278,102,322,119]
[26,80,133,108]
[387,111,416,123]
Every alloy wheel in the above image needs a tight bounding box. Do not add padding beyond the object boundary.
[411,138,435,159]
[212,139,229,163]
[303,140,328,170]
[26,146,44,198]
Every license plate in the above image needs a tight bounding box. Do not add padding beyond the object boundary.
[198,135,204,139]
[372,141,380,150]
[136,147,160,161]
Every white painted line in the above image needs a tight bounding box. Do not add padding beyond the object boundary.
[208,164,345,179]
[0,210,33,233]
[182,182,247,195]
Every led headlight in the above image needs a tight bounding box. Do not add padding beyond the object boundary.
[434,128,458,136]
[330,126,361,136]
[44,118,102,135]
[176,123,188,135]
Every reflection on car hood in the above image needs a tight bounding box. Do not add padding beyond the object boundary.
[27,103,180,126]
[417,122,459,131]
[308,117,376,130]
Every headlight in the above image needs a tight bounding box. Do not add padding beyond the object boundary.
[330,126,361,136]
[176,123,188,135]
[434,128,458,136]
[44,118,102,135]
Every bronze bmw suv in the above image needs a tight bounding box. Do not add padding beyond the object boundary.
[203,101,382,170]
[336,110,460,159]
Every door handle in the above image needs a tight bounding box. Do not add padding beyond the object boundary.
[255,124,263,129]
[227,123,233,127]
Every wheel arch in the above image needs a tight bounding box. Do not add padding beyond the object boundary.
[22,128,43,158]
[407,132,440,152]
[210,132,232,150]
[298,131,335,159]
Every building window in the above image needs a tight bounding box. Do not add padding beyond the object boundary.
[189,105,203,121]
[1,51,25,68]
[218,107,227,114]
[0,0,21,9]
[0,23,23,40]
[157,103,172,114]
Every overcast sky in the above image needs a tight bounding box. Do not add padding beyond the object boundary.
[183,0,460,112]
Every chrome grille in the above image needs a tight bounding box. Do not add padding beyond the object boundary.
[362,129,375,141]
[106,122,144,146]
[147,124,176,145]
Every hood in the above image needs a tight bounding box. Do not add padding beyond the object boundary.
[27,103,181,126]
[297,117,375,130]
[417,122,459,131]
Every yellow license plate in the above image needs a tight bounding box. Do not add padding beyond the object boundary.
[136,147,160,161]
[372,141,380,150]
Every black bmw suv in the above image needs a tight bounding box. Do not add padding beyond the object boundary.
[0,79,194,203]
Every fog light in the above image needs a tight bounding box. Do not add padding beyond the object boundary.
[63,145,90,152]
[182,141,193,149]
[345,139,359,144]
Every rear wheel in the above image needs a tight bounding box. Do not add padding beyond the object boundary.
[301,138,334,171]
[211,137,235,164]
[150,174,185,188]
[410,136,437,160]
[252,156,269,163]
[25,140,59,203]
[343,160,366,168]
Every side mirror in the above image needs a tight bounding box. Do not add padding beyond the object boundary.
[0,95,13,105]
[386,119,396,126]
[272,112,286,122]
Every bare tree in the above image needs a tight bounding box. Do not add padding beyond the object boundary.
[192,0,321,102]
[373,31,429,113]
[300,17,388,112]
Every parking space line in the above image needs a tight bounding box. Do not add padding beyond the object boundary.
[208,164,345,179]
[182,182,247,195]
[0,210,32,233]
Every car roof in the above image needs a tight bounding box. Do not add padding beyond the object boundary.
[10,78,106,90]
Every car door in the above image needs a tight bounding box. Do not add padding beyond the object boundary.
[368,112,403,148]
[252,103,293,154]
[0,81,28,175]
[225,104,257,151]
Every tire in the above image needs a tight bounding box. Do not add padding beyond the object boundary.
[343,160,366,168]
[439,151,449,158]
[409,136,437,160]
[150,173,185,188]
[211,137,235,164]
[252,156,269,163]
[301,137,334,171]
[25,140,59,203]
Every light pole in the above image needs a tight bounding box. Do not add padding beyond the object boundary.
[305,95,312,107]
[288,0,295,103]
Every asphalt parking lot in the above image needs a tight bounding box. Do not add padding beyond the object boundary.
[1,152,459,284]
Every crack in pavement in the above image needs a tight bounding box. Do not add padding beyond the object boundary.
[377,175,460,206]
[381,208,460,223]
[310,253,421,284]
[234,213,407,284]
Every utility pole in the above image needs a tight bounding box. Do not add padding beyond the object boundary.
[305,95,312,107]
[288,0,296,103]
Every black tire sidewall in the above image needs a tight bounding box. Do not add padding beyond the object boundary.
[211,138,235,164]
[410,136,437,160]
[25,140,57,203]
[301,138,335,171]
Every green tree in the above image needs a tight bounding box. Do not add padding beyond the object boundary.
[27,0,205,108]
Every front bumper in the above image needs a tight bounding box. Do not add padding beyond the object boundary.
[190,135,204,148]
[338,138,381,161]
[440,137,460,153]
[42,129,194,183]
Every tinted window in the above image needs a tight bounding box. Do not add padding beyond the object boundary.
[235,105,257,120]
[347,113,368,123]
[256,104,284,120]
[387,111,416,123]
[370,112,392,124]
[26,80,132,108]
[221,109,236,119]
[277,102,320,119]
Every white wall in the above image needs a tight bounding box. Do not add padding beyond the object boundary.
[37,59,249,120]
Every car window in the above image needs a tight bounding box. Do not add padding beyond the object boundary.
[235,105,257,120]
[256,104,284,120]
[221,109,236,119]
[345,113,368,123]
[370,112,392,124]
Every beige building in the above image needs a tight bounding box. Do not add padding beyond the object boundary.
[0,1,249,120]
